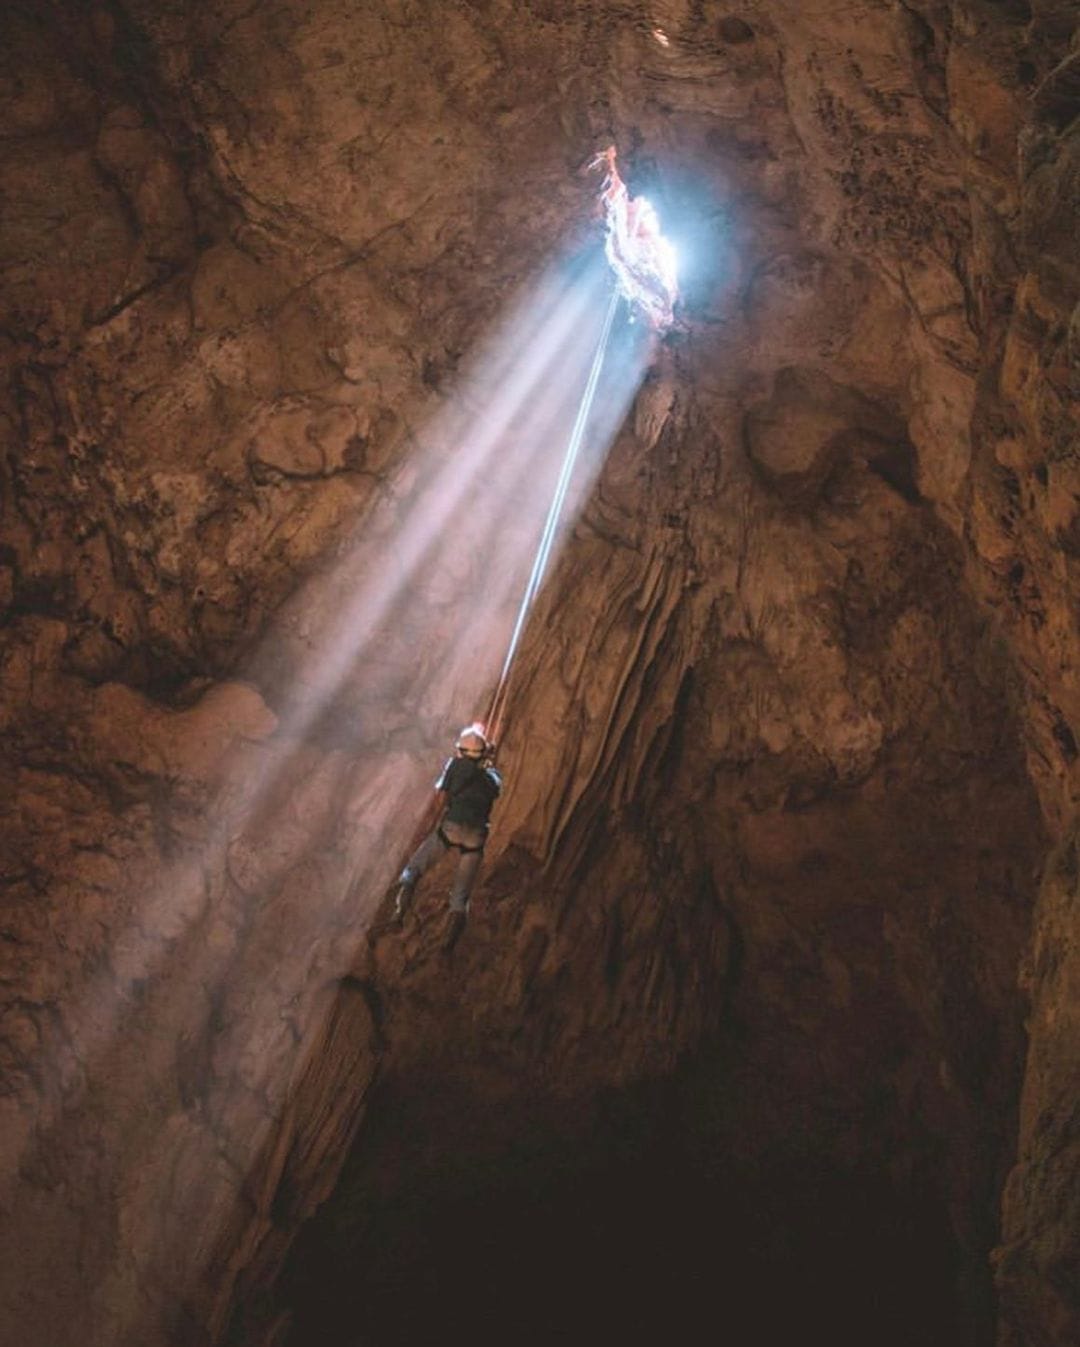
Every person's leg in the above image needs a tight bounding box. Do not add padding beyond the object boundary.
[444,824,485,913]
[444,841,482,954]
[448,849,482,913]
[396,829,444,919]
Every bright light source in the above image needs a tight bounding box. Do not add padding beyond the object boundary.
[651,27,670,46]
[635,196,678,288]
[593,146,679,330]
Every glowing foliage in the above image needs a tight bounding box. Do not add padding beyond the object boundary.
[594,146,678,330]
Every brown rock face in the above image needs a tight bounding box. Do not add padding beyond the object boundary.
[0,3,1076,1346]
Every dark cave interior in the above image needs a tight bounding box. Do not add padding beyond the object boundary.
[0,3,1077,1346]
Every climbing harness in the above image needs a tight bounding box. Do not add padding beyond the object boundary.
[484,283,620,748]
[436,825,485,856]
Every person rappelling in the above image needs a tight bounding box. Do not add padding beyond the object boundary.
[392,724,502,932]
[375,147,673,950]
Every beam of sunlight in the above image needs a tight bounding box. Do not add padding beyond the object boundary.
[486,285,621,743]
[16,205,671,1336]
[283,267,612,734]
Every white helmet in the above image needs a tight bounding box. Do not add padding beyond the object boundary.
[455,724,488,759]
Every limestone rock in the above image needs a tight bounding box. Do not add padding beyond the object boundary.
[0,2,1077,1345]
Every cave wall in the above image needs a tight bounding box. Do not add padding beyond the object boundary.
[266,393,1045,1347]
[0,2,1076,1345]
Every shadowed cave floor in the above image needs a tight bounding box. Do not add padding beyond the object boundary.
[276,1066,972,1347]
[282,1156,962,1347]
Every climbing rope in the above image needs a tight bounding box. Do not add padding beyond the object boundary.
[484,284,620,749]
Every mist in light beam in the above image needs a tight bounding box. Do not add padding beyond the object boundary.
[9,239,661,1340]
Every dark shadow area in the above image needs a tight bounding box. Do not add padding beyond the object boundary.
[281,1130,964,1347]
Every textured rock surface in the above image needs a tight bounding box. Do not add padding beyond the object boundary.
[0,1,1076,1345]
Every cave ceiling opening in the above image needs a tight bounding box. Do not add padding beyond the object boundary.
[0,2,1077,1347]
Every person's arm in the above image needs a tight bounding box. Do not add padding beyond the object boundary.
[427,759,457,826]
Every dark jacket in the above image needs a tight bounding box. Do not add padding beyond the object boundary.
[437,756,502,830]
